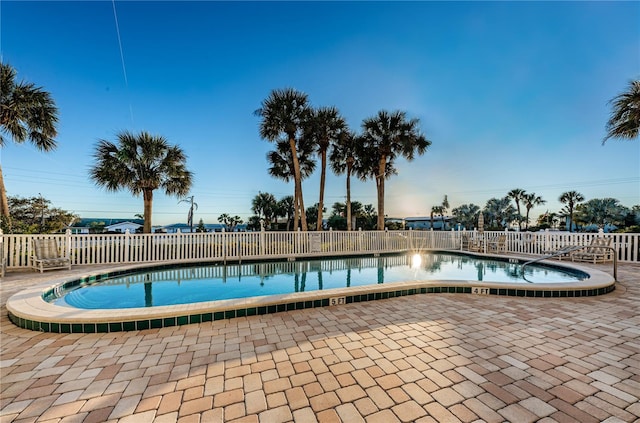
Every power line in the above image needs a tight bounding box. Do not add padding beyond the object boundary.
[112,0,134,125]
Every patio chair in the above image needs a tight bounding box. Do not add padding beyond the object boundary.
[487,234,507,253]
[570,237,614,264]
[32,238,71,273]
[461,234,482,252]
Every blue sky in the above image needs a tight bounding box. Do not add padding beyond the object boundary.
[1,1,638,227]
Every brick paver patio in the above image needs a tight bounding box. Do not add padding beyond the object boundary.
[1,261,638,422]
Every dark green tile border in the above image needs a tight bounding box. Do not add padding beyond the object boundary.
[9,283,616,333]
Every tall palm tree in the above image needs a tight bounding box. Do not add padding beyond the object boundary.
[441,195,450,230]
[523,192,545,230]
[603,80,640,143]
[507,188,526,230]
[0,62,59,220]
[304,106,347,231]
[266,138,316,229]
[256,88,312,230]
[360,110,431,230]
[559,190,584,232]
[330,131,361,231]
[90,130,193,233]
[179,195,198,232]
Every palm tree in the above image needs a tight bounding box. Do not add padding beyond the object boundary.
[507,188,527,230]
[360,110,431,230]
[441,195,450,230]
[523,193,545,230]
[266,138,316,229]
[304,106,347,231]
[603,80,640,143]
[179,195,198,232]
[0,62,59,221]
[559,191,584,232]
[276,196,295,230]
[484,197,516,229]
[330,131,361,231]
[256,88,312,230]
[90,130,193,233]
[451,203,480,230]
[218,213,243,232]
[251,192,277,229]
[575,198,627,230]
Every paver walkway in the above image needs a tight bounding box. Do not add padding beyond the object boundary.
[1,262,638,422]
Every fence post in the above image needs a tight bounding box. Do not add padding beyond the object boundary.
[221,228,226,264]
[124,229,131,263]
[65,229,72,263]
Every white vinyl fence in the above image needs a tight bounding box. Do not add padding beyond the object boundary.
[1,229,638,272]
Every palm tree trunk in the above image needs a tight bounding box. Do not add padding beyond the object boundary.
[143,189,153,233]
[376,156,386,230]
[289,137,307,231]
[317,149,327,231]
[346,166,352,231]
[569,208,574,232]
[293,190,299,231]
[0,165,11,231]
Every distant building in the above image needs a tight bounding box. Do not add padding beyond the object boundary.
[404,216,454,231]
[105,221,142,233]
[161,223,248,233]
[68,218,144,234]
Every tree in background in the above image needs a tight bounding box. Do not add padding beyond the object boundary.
[305,203,326,231]
[603,80,640,143]
[217,213,243,232]
[451,203,480,230]
[179,195,198,233]
[276,196,295,230]
[256,88,311,230]
[304,106,347,231]
[359,110,431,230]
[266,138,315,229]
[360,204,378,230]
[90,131,193,233]
[2,195,76,234]
[484,197,516,230]
[330,131,362,231]
[251,192,277,229]
[523,192,545,230]
[574,198,628,230]
[536,211,559,229]
[507,188,527,230]
[0,62,59,227]
[440,195,450,229]
[196,219,206,232]
[559,191,584,232]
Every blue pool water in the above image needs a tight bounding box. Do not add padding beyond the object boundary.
[50,252,587,309]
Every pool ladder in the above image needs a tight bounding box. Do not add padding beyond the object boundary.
[520,245,617,281]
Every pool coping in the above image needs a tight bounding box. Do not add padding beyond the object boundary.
[6,252,616,333]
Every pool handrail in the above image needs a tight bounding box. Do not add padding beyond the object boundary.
[521,245,617,281]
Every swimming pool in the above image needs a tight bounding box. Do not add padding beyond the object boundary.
[49,252,588,309]
[7,251,616,333]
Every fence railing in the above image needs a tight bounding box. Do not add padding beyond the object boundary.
[1,229,638,272]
